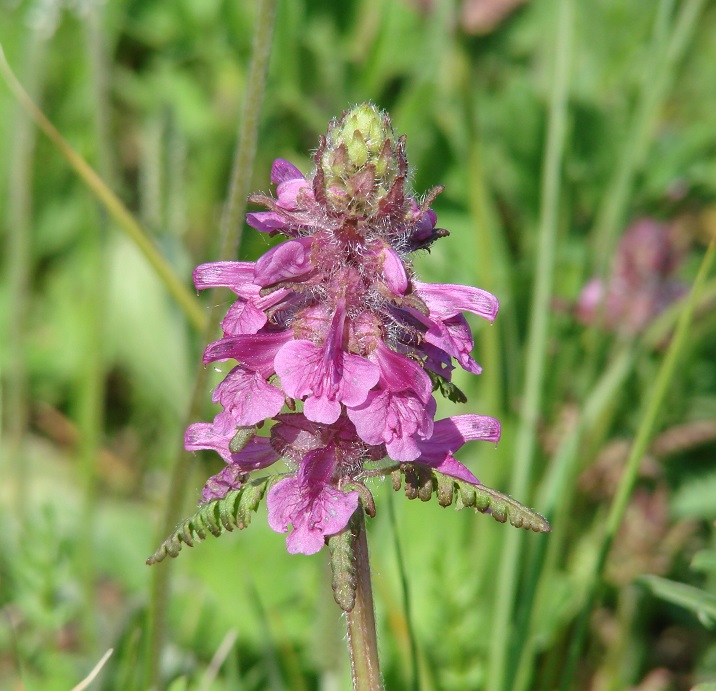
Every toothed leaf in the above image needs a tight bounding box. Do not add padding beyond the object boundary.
[394,464,551,533]
[328,522,357,612]
[146,476,275,564]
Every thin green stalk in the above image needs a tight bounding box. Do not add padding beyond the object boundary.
[387,492,419,691]
[590,0,705,277]
[0,43,206,333]
[76,0,113,648]
[512,346,634,691]
[488,2,572,689]
[3,26,47,517]
[218,0,278,261]
[463,81,508,417]
[147,0,277,686]
[346,509,383,691]
[559,235,716,689]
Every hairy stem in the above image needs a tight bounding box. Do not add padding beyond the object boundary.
[346,509,382,691]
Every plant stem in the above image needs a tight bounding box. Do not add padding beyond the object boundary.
[0,42,206,333]
[488,1,572,689]
[346,509,383,691]
[559,234,716,689]
[147,0,277,687]
[4,22,47,518]
[387,492,419,691]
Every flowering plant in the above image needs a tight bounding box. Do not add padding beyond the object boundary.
[148,104,548,635]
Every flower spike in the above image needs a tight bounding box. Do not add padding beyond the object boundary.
[148,103,548,564]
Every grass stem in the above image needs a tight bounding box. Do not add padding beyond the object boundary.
[488,2,572,688]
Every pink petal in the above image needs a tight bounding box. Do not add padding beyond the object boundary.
[424,315,482,375]
[415,414,501,464]
[193,262,256,293]
[254,237,316,288]
[185,414,280,470]
[426,454,480,484]
[271,158,304,184]
[414,281,499,323]
[373,342,432,403]
[347,390,435,461]
[266,446,360,555]
[276,178,311,210]
[379,246,408,295]
[303,395,342,425]
[213,367,285,426]
[275,340,380,424]
[203,332,293,376]
[246,211,288,233]
[221,301,267,336]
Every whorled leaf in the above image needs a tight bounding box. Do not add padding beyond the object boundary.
[328,517,357,612]
[146,476,275,564]
[392,464,551,533]
[427,369,468,404]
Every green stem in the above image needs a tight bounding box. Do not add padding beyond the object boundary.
[488,2,572,689]
[147,0,278,686]
[3,25,47,518]
[219,0,278,261]
[346,509,383,691]
[387,493,419,691]
[559,235,716,689]
[590,0,705,277]
[75,0,114,649]
[0,43,206,333]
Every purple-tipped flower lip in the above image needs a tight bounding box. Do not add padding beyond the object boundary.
[254,236,316,288]
[414,281,499,323]
[193,261,256,294]
[274,302,381,424]
[267,445,360,555]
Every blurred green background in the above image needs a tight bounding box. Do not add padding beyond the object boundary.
[1,0,716,689]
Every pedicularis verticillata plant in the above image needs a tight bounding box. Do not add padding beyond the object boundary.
[149,104,549,685]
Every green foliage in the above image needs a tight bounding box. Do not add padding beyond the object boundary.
[639,575,716,629]
[147,477,275,564]
[392,464,551,533]
[328,521,357,612]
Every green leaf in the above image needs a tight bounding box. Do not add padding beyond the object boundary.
[328,521,357,613]
[394,464,551,533]
[692,549,716,575]
[146,476,275,565]
[639,575,716,628]
[427,369,468,404]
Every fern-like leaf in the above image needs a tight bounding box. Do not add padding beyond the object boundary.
[393,464,551,533]
[146,476,274,565]
[328,522,357,612]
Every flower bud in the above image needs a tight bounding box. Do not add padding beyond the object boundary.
[320,103,401,216]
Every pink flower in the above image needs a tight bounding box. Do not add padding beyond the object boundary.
[576,218,686,334]
[267,446,360,555]
[184,104,502,555]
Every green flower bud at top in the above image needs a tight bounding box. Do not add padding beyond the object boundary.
[319,103,402,217]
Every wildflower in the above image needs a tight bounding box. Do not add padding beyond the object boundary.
[187,103,500,554]
[576,218,686,334]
